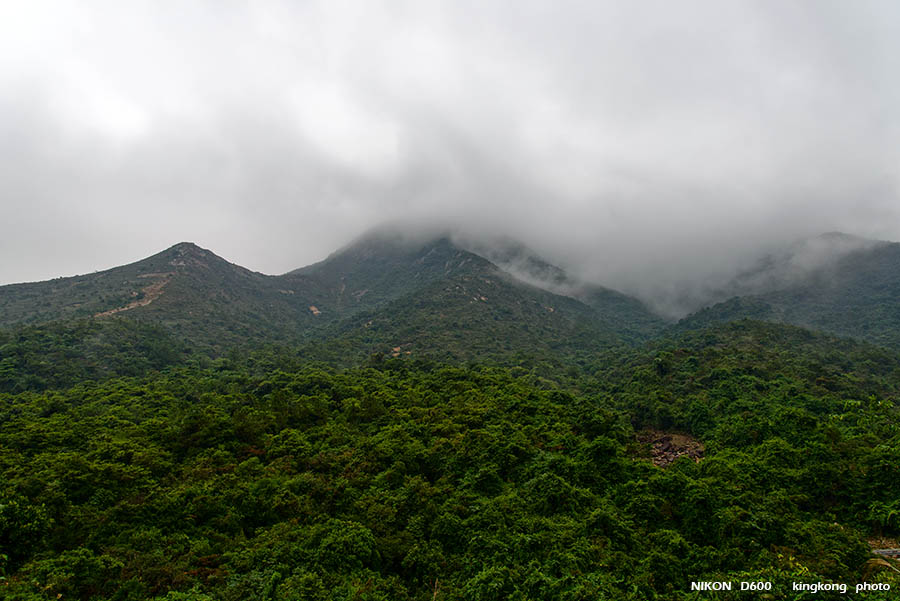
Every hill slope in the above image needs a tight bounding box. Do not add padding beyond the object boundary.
[0,232,666,370]
[301,261,631,368]
[290,231,666,367]
[0,242,324,350]
[678,235,900,348]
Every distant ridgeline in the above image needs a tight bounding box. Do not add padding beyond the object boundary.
[3,230,899,380]
[675,233,900,349]
[1,229,899,599]
[0,230,669,389]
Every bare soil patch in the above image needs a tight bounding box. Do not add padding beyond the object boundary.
[636,429,704,467]
[95,274,173,317]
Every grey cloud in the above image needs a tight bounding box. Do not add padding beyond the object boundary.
[1,1,898,317]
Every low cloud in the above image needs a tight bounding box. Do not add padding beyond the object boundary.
[1,1,898,314]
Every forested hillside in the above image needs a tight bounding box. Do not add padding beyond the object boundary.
[2,232,900,599]
[679,238,900,349]
[0,319,186,393]
[1,322,898,600]
[5,0,899,596]
[0,243,322,352]
[0,232,665,360]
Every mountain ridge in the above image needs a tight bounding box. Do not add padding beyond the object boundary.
[0,230,666,360]
[4,228,899,358]
[677,236,900,348]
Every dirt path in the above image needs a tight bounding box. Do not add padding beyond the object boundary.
[94,273,173,317]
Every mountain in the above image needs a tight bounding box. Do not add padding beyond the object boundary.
[282,229,500,317]
[0,229,666,369]
[678,233,900,348]
[300,256,640,369]
[0,242,321,350]
[292,230,666,365]
[7,227,900,371]
[459,234,665,338]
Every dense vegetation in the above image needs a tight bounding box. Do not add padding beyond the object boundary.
[3,233,900,599]
[679,240,900,349]
[297,270,635,372]
[0,319,186,394]
[2,322,898,600]
[0,236,666,361]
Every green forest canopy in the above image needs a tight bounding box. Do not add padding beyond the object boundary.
[1,321,899,600]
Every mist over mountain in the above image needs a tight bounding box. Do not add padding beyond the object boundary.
[393,224,898,321]
[4,223,899,361]
[3,2,900,289]
[5,3,900,598]
[619,231,894,318]
[0,228,669,367]
[673,233,900,348]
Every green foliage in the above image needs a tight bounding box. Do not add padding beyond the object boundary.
[0,236,666,380]
[2,233,900,599]
[678,241,900,349]
[0,318,186,392]
[1,323,899,599]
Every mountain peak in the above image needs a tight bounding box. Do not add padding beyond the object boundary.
[813,231,885,244]
[169,241,203,251]
[154,241,227,271]
[330,224,457,258]
[166,241,209,258]
[817,231,857,240]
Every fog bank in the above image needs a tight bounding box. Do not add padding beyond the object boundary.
[1,1,898,305]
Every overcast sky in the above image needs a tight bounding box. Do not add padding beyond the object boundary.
[2,1,899,300]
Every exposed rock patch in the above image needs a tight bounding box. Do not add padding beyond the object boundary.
[869,537,900,558]
[637,429,704,467]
